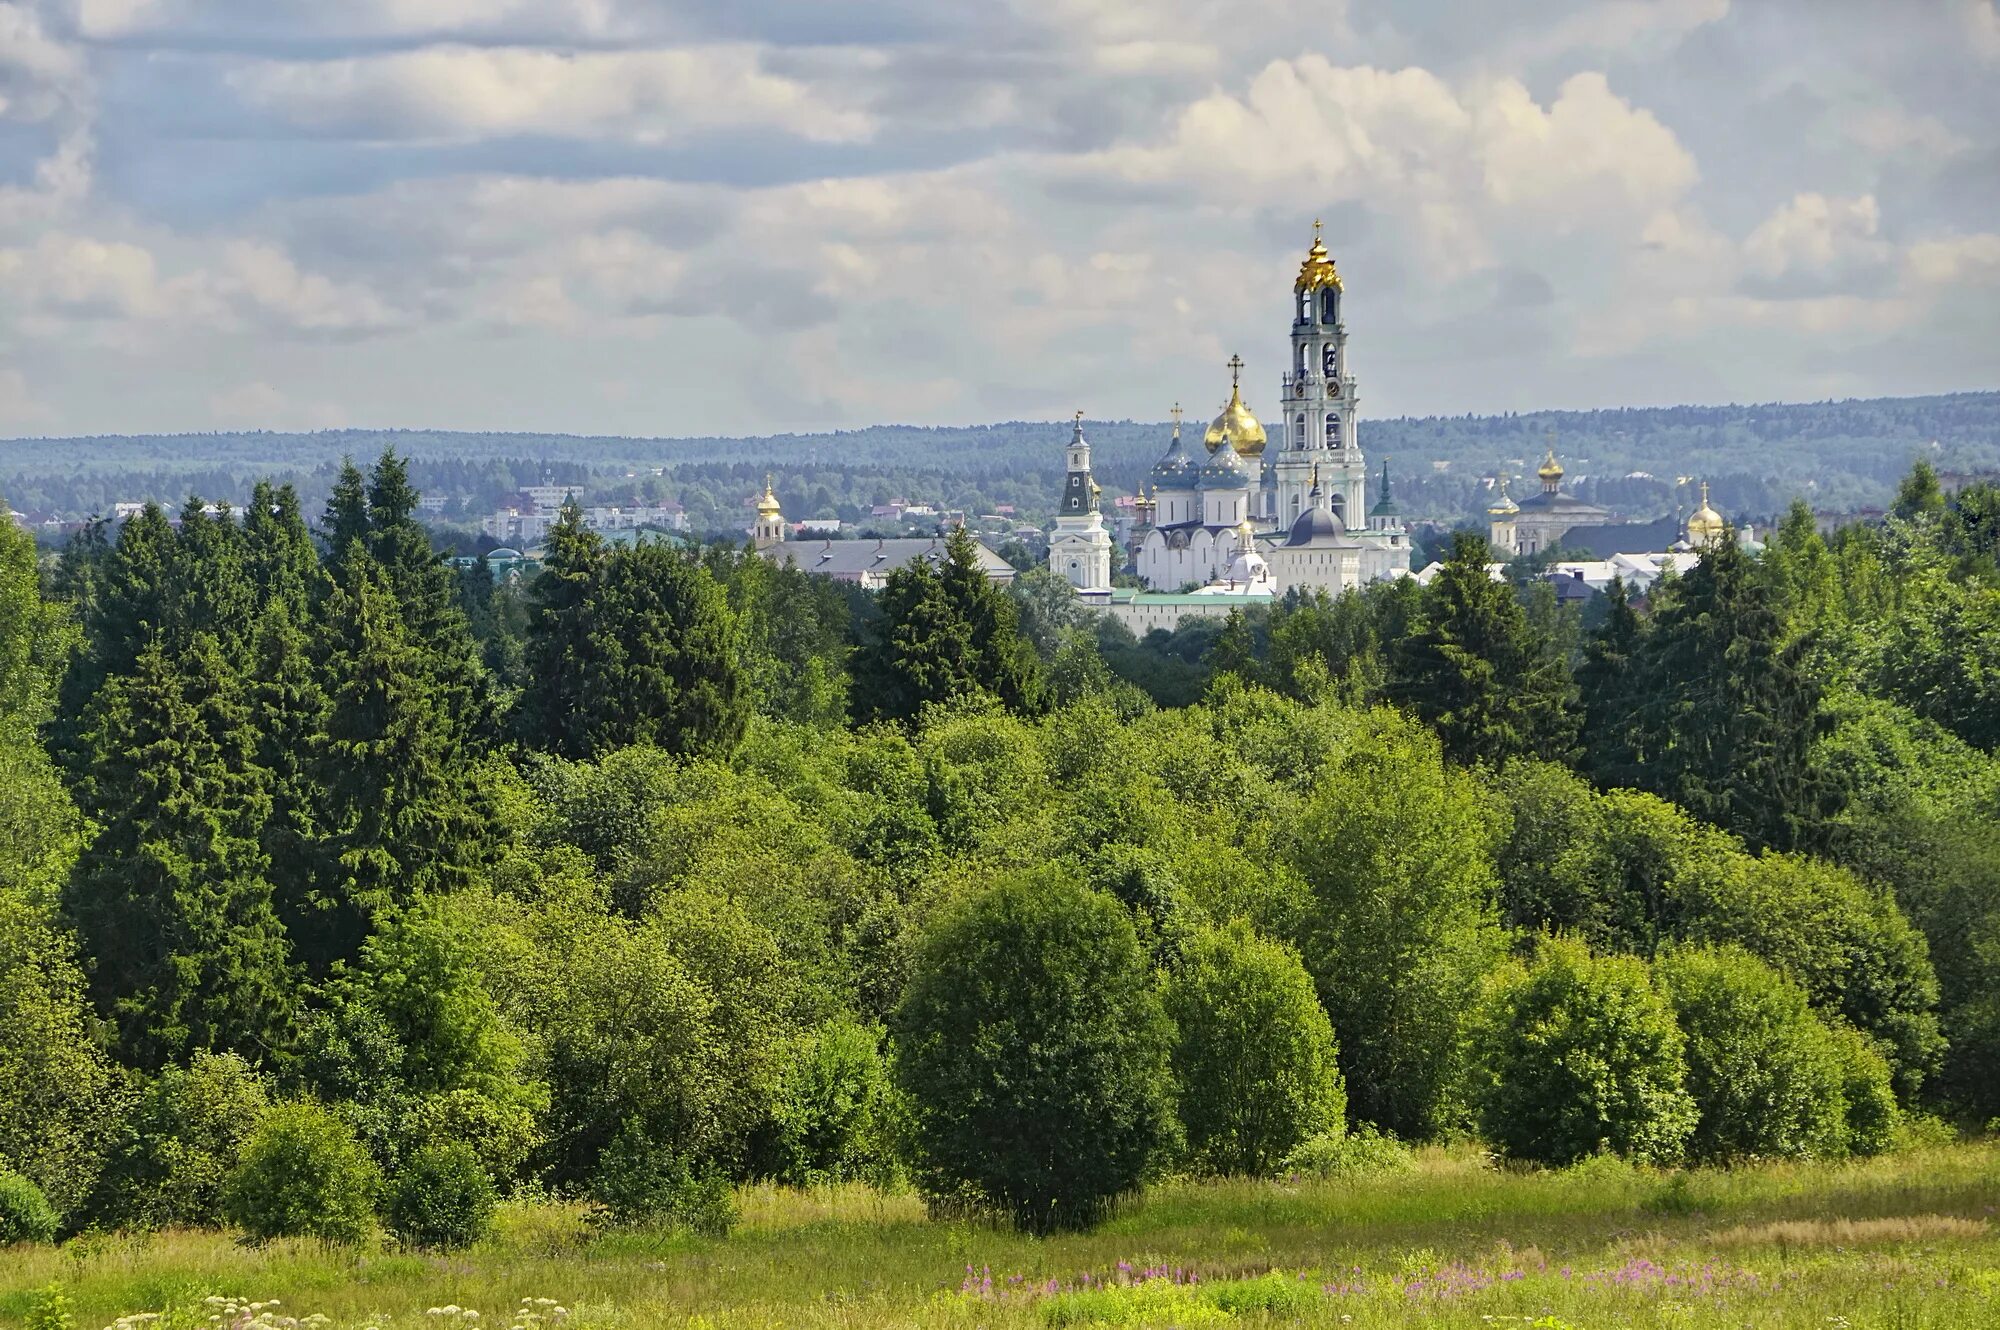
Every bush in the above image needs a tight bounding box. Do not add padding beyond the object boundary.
[222,1102,380,1245]
[768,1018,892,1186]
[588,1121,734,1236]
[1824,1021,1899,1157]
[892,870,1177,1233]
[384,1141,497,1251]
[1469,938,1696,1166]
[1161,922,1344,1175]
[1656,945,1847,1162]
[1280,1125,1413,1179]
[0,1169,58,1244]
[87,1051,269,1230]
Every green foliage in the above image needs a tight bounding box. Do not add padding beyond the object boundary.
[1655,945,1847,1162]
[1286,708,1504,1138]
[88,1051,271,1230]
[1823,1019,1899,1157]
[0,1171,58,1245]
[0,895,122,1221]
[223,1102,380,1246]
[1387,530,1577,766]
[766,1017,892,1186]
[384,1140,497,1251]
[65,633,296,1068]
[1470,938,1697,1167]
[22,1283,71,1330]
[893,870,1177,1233]
[1279,1124,1414,1179]
[1160,922,1345,1176]
[852,529,1043,724]
[587,1121,735,1236]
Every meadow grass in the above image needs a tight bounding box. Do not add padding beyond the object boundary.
[2,1141,1996,1329]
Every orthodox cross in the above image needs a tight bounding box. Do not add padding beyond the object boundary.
[1227,353,1244,388]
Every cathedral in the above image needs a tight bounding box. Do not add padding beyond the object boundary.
[1049,224,1410,609]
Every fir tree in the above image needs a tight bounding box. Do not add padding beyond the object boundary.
[169,498,256,658]
[1891,460,1946,524]
[365,451,492,749]
[52,503,176,782]
[322,461,371,570]
[1628,535,1842,852]
[851,556,977,725]
[243,482,327,619]
[1576,576,1647,788]
[1387,531,1576,766]
[251,597,327,938]
[305,554,491,974]
[575,543,747,758]
[64,635,295,1068]
[939,527,1043,714]
[517,499,604,756]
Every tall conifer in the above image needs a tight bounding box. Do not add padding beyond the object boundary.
[518,499,604,755]
[65,635,295,1068]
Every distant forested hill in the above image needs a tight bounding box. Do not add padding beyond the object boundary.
[5,390,1996,535]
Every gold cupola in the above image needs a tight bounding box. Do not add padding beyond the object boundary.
[1203,353,1268,458]
[1537,448,1564,490]
[1487,475,1519,516]
[756,474,782,516]
[1295,219,1342,293]
[1687,481,1726,547]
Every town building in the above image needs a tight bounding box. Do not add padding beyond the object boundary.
[750,477,1015,589]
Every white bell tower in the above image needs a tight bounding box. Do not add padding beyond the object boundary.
[753,474,785,550]
[1274,221,1366,530]
[1048,411,1113,594]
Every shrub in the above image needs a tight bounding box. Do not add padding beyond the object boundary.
[222,1102,380,1245]
[892,870,1177,1233]
[1280,1125,1413,1179]
[1161,922,1344,1175]
[1656,945,1847,1162]
[0,1169,58,1244]
[384,1141,497,1251]
[1824,1021,1899,1156]
[1469,938,1696,1166]
[587,1121,734,1236]
[87,1050,270,1230]
[768,1018,891,1186]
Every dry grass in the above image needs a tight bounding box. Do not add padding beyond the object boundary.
[1706,1213,1990,1249]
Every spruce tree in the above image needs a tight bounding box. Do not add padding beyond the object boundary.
[322,461,371,571]
[244,482,327,619]
[575,543,747,758]
[52,503,176,782]
[1576,576,1647,787]
[64,635,295,1068]
[365,451,491,749]
[169,498,256,658]
[851,556,977,725]
[939,527,1043,714]
[518,499,604,756]
[1628,535,1841,852]
[251,597,327,936]
[1387,531,1576,766]
[305,554,491,974]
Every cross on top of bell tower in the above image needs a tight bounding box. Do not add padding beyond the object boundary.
[1227,353,1245,387]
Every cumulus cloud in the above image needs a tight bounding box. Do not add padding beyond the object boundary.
[226,44,877,144]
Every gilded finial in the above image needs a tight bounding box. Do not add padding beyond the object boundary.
[1170,402,1183,438]
[1227,353,1244,389]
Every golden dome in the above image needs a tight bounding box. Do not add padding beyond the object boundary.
[1687,481,1726,546]
[1537,449,1564,484]
[1295,219,1342,293]
[756,474,781,516]
[1487,476,1519,516]
[1203,354,1267,458]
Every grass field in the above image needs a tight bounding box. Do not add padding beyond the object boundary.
[3,1142,1997,1330]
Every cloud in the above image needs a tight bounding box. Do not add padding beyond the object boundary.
[1740,192,1894,296]
[0,3,85,123]
[0,367,52,431]
[208,379,347,429]
[225,44,877,144]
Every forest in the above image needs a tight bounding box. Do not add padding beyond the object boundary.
[1,449,1998,1288]
[5,389,1997,537]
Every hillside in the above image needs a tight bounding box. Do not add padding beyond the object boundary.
[5,390,1996,535]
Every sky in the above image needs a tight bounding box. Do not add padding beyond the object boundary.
[0,0,1996,439]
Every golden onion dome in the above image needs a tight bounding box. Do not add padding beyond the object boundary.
[1203,355,1267,458]
[1537,449,1564,484]
[756,474,782,516]
[1487,476,1519,516]
[1296,219,1342,293]
[1687,481,1726,545]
